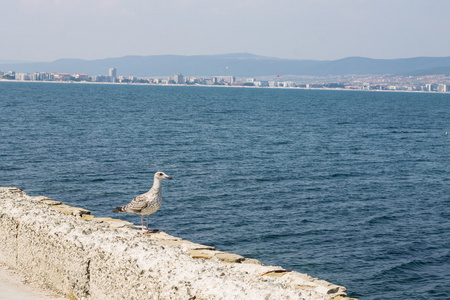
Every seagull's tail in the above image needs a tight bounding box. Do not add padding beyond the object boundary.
[112,206,126,213]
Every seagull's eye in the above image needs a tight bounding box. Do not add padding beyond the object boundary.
[158,173,163,176]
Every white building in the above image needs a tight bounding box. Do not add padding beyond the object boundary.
[15,73,30,81]
[109,68,117,82]
[282,81,296,87]
[73,73,89,80]
[254,81,269,87]
[268,81,277,87]
[438,84,449,92]
[174,74,184,84]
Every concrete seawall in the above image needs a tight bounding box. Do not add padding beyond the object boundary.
[0,187,354,300]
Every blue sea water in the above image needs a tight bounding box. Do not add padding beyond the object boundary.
[1,81,449,299]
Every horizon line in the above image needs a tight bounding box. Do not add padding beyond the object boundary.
[2,53,450,65]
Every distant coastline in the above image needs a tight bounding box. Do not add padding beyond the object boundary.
[2,54,450,92]
[1,78,450,95]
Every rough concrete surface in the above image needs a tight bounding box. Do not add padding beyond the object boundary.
[0,262,66,300]
[0,187,355,300]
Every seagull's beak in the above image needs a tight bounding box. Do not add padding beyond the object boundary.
[166,176,173,180]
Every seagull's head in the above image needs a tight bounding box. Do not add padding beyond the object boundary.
[154,171,173,181]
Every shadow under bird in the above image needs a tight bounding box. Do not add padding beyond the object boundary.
[113,172,172,233]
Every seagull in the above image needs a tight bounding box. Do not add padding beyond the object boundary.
[113,172,172,233]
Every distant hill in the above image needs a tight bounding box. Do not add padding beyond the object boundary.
[2,53,450,77]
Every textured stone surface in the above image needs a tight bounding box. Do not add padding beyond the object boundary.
[50,204,91,216]
[189,249,215,259]
[0,187,353,300]
[215,252,246,263]
[0,208,19,268]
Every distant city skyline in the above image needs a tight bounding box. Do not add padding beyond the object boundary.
[1,0,450,63]
[2,66,450,93]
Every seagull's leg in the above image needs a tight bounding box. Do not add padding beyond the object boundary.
[141,215,153,234]
[143,215,159,233]
[141,215,147,233]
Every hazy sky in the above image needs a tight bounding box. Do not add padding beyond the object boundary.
[1,0,450,62]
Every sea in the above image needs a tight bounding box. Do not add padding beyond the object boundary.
[1,81,449,299]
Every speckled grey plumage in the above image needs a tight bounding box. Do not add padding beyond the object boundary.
[113,172,172,232]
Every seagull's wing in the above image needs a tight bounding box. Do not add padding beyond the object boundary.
[124,193,149,213]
